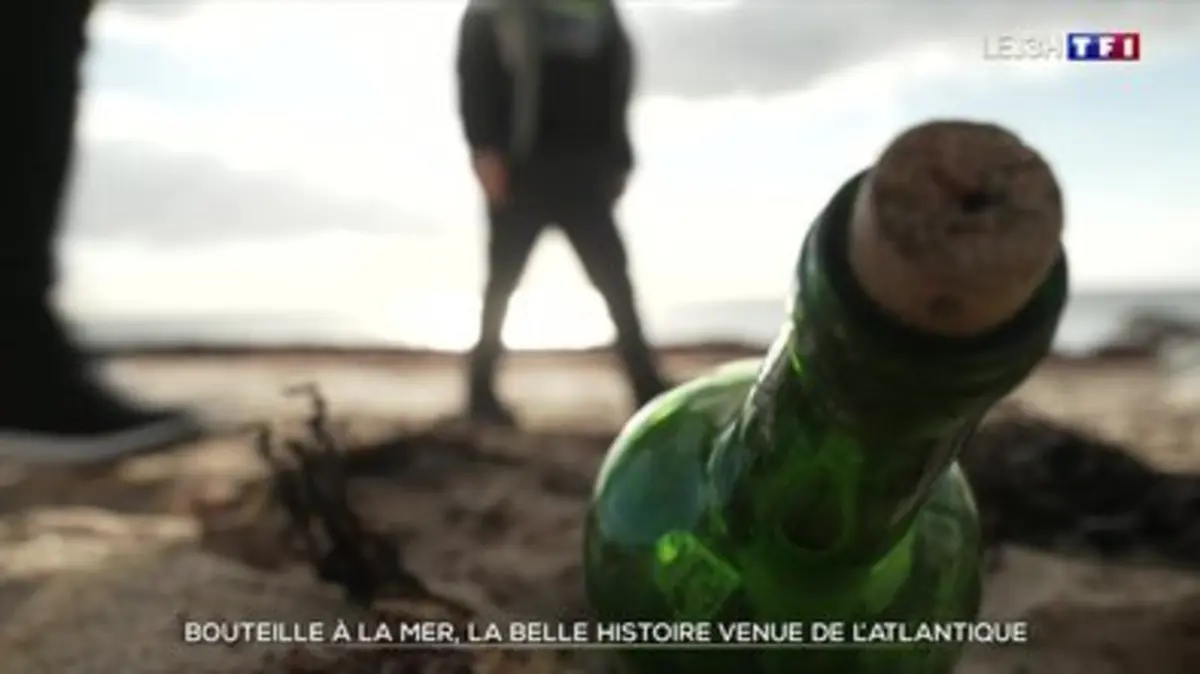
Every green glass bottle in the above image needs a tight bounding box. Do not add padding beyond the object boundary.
[583,123,1068,674]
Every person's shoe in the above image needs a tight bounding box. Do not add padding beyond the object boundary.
[0,300,204,463]
[632,373,672,409]
[0,351,203,463]
[466,389,519,429]
[0,376,203,464]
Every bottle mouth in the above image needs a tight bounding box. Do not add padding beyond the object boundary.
[800,170,1069,363]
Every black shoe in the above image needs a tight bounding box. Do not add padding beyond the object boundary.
[466,390,518,429]
[0,300,204,463]
[0,367,203,463]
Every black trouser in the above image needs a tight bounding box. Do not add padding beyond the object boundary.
[469,156,663,401]
[4,1,91,301]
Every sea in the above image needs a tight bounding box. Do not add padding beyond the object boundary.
[73,289,1200,358]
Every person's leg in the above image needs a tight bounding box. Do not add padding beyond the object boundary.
[7,1,90,292]
[467,201,544,426]
[0,0,201,462]
[557,198,667,408]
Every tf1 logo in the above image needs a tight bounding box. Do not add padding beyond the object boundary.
[982,32,1140,62]
[1066,32,1141,61]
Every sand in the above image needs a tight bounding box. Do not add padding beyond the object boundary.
[1,347,1198,673]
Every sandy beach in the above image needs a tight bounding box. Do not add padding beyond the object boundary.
[1,346,1199,673]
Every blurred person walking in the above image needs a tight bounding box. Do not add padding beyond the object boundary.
[0,1,200,461]
[456,0,667,427]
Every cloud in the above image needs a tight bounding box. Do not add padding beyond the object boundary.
[97,0,1200,101]
[85,33,222,105]
[65,141,432,245]
[73,0,1198,295]
[103,0,196,19]
[625,0,1200,97]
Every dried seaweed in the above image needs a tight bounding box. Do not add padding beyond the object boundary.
[251,384,584,673]
[255,384,473,619]
[965,407,1200,569]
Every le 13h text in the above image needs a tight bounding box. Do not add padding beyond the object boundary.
[983,32,1141,62]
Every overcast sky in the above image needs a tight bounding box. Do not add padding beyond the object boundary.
[58,1,1200,343]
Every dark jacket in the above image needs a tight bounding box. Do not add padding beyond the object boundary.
[455,0,635,173]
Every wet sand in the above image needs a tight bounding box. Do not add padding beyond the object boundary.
[1,347,1198,673]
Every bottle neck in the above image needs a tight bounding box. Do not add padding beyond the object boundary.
[709,171,1068,564]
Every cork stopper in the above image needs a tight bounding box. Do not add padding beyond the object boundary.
[848,120,1064,337]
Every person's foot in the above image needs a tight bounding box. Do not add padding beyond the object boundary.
[0,301,204,463]
[632,373,672,409]
[0,372,203,463]
[0,381,201,465]
[466,389,519,429]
